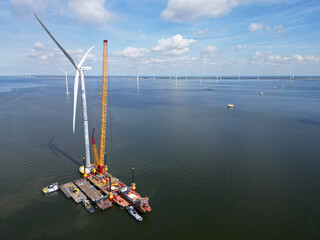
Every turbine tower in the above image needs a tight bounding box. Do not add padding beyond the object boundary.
[57,65,70,95]
[34,14,93,173]
[133,68,140,90]
[175,73,178,88]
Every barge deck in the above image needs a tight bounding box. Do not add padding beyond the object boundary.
[60,182,87,203]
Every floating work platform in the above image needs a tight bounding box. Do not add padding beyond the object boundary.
[87,175,111,196]
[60,182,87,203]
[74,178,104,203]
[88,175,129,208]
[95,196,113,210]
[51,174,150,215]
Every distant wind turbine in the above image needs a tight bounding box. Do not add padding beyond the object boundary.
[57,65,70,95]
[175,73,178,88]
[133,67,140,90]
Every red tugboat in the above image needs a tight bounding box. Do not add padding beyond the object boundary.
[119,186,151,213]
[118,168,151,213]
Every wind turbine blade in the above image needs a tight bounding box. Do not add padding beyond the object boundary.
[57,65,66,73]
[73,70,79,134]
[34,13,78,70]
[78,46,94,68]
[132,67,138,74]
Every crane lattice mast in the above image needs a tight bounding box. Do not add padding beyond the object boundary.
[97,40,109,174]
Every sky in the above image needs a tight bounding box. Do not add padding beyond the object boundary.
[0,0,319,76]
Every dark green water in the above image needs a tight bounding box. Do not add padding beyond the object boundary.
[0,76,319,239]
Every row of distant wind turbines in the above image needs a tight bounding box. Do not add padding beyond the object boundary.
[59,69,295,94]
[133,72,295,90]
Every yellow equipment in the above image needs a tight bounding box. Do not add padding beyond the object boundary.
[97,40,109,174]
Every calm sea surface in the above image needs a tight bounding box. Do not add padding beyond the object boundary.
[0,76,319,240]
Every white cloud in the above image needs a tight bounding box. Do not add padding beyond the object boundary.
[192,29,209,37]
[150,56,197,64]
[267,54,282,62]
[273,25,286,34]
[10,0,115,25]
[252,23,288,36]
[248,22,264,32]
[254,51,262,57]
[10,0,60,16]
[305,55,320,62]
[113,47,149,58]
[252,51,320,64]
[25,42,98,65]
[152,34,196,56]
[161,0,255,22]
[34,42,45,50]
[201,45,219,58]
[236,44,247,50]
[68,0,115,26]
[292,54,303,61]
[269,24,289,37]
[200,45,219,64]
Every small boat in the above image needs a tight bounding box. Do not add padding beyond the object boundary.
[42,182,59,195]
[82,199,95,213]
[227,104,234,108]
[203,88,213,91]
[273,87,277,90]
[126,206,143,222]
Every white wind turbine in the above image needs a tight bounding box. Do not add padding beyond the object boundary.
[175,73,178,88]
[57,65,70,95]
[35,14,94,173]
[133,67,140,90]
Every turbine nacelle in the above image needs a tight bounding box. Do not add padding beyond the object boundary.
[73,47,94,134]
[79,67,92,71]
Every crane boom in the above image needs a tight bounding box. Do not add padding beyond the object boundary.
[98,40,108,174]
[90,128,100,167]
